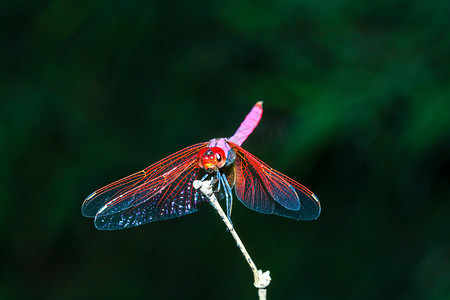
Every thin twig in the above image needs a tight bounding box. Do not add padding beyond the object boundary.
[193,179,271,300]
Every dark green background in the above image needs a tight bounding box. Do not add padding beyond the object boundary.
[2,0,449,299]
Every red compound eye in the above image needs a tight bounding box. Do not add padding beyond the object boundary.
[198,147,226,171]
[210,147,226,168]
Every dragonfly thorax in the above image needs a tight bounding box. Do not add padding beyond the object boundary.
[198,147,226,173]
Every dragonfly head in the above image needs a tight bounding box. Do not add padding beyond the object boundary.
[198,147,226,173]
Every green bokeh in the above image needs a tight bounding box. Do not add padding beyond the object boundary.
[1,0,449,299]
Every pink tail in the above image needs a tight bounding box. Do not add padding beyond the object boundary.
[229,101,263,146]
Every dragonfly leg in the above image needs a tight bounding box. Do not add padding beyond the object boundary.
[201,173,209,181]
[215,173,222,193]
[221,173,234,227]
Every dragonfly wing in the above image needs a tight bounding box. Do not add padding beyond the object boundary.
[229,142,321,220]
[234,156,274,212]
[94,164,208,230]
[82,142,208,217]
[230,143,300,210]
[82,171,147,217]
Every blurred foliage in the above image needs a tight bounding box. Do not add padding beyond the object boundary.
[1,0,449,299]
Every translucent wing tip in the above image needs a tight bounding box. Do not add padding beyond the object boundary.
[81,192,97,217]
[312,193,319,203]
[311,193,321,220]
[85,192,96,201]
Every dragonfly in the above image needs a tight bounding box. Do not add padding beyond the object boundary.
[82,102,321,230]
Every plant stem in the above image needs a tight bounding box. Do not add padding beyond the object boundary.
[193,179,271,300]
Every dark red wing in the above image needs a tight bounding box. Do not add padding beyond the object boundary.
[229,142,321,220]
[81,142,208,217]
[94,164,208,230]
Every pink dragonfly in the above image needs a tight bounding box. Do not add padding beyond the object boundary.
[82,102,320,230]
